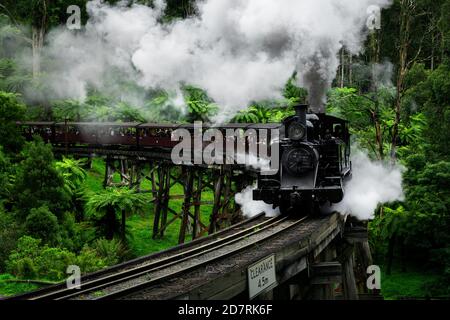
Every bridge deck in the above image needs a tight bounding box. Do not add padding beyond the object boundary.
[121,213,343,300]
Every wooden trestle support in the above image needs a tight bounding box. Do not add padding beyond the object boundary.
[103,156,254,244]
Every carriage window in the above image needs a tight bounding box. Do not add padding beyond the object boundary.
[333,124,343,138]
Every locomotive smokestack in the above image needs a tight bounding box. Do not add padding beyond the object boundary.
[294,104,308,127]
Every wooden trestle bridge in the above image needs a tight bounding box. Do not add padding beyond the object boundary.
[4,142,379,300]
[53,144,255,244]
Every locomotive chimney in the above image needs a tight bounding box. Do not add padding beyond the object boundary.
[294,104,308,126]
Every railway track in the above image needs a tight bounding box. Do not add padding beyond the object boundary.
[13,214,302,300]
[95,215,309,300]
[82,215,307,300]
[9,213,268,300]
[12,213,309,300]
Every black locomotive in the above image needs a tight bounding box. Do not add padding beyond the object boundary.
[253,104,351,215]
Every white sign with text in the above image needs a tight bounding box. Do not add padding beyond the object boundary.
[247,254,277,299]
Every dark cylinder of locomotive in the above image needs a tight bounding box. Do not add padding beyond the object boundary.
[294,104,308,126]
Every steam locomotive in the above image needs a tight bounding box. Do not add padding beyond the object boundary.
[16,104,351,215]
[253,104,352,215]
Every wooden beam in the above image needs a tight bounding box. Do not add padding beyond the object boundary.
[310,262,342,285]
[344,226,368,243]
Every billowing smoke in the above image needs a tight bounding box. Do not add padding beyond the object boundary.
[18,0,392,118]
[371,60,395,88]
[235,185,280,218]
[332,149,404,220]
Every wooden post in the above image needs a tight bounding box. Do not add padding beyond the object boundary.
[152,164,164,239]
[209,168,224,234]
[192,169,202,239]
[220,168,232,228]
[159,165,171,238]
[342,247,358,300]
[179,168,194,244]
[150,163,157,199]
[103,157,111,188]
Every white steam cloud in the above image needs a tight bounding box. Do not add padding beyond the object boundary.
[236,149,404,220]
[235,185,280,218]
[333,149,404,220]
[21,0,392,119]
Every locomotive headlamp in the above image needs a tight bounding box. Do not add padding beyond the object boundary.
[288,122,307,141]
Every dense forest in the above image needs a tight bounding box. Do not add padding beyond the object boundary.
[0,0,449,298]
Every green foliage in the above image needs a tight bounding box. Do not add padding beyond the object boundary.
[0,274,39,297]
[146,91,184,122]
[52,99,86,122]
[55,156,87,194]
[0,91,25,153]
[6,235,107,281]
[0,209,20,272]
[86,187,148,220]
[327,87,396,158]
[74,246,106,274]
[369,206,406,259]
[231,107,262,123]
[283,73,308,104]
[402,160,450,248]
[381,266,444,299]
[24,205,60,245]
[421,63,450,160]
[183,86,218,122]
[13,137,70,220]
[0,147,14,204]
[91,238,128,265]
[6,236,42,279]
[113,102,146,123]
[0,58,31,93]
[86,187,148,239]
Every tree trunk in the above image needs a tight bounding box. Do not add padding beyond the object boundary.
[121,209,126,241]
[340,48,345,88]
[391,0,415,161]
[106,206,116,240]
[31,23,46,78]
[371,109,384,160]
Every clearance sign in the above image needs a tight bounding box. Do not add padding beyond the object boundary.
[247,254,277,299]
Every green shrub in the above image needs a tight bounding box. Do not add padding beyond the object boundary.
[25,206,60,245]
[0,209,21,272]
[75,246,106,274]
[0,91,25,154]
[92,238,128,265]
[15,257,37,279]
[6,235,107,281]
